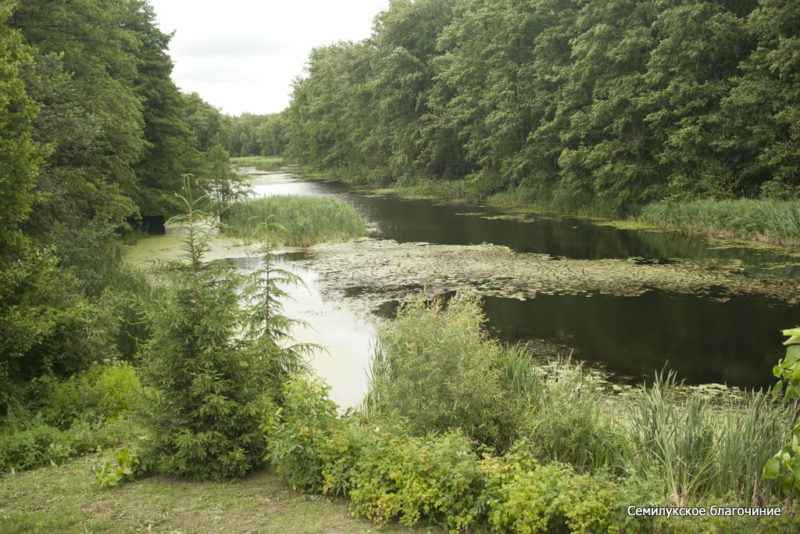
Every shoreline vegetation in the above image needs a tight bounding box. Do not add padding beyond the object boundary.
[221,195,367,247]
[231,160,800,252]
[232,156,284,172]
[5,294,796,532]
[292,165,800,252]
[8,0,800,530]
[3,191,798,530]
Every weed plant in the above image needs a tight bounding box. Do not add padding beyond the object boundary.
[521,360,625,473]
[232,156,284,171]
[0,362,141,473]
[0,421,129,473]
[223,196,367,247]
[639,199,800,244]
[626,373,793,504]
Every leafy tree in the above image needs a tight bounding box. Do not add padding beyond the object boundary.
[255,111,288,156]
[11,0,143,281]
[230,113,269,157]
[284,0,800,212]
[643,1,755,200]
[287,43,375,175]
[0,5,47,402]
[1,6,117,406]
[125,0,197,217]
[184,92,233,153]
[725,0,800,198]
[553,0,661,212]
[0,3,39,246]
[370,0,456,182]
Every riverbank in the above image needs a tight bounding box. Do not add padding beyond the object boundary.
[224,168,800,389]
[291,166,800,255]
[232,156,284,172]
[638,199,800,249]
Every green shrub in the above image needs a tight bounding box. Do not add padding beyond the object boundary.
[348,429,484,531]
[0,362,140,474]
[764,327,800,497]
[0,421,122,473]
[267,373,339,493]
[480,443,625,534]
[366,290,530,450]
[27,362,140,430]
[222,196,367,247]
[318,415,374,498]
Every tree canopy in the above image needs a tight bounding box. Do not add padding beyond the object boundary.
[284,0,800,214]
[0,0,235,399]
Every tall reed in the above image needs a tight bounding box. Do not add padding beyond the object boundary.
[520,359,626,473]
[626,372,793,504]
[222,196,367,247]
[232,156,284,171]
[639,199,800,244]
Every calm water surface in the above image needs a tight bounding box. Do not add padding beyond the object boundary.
[251,171,800,392]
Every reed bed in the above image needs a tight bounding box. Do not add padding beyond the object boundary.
[222,196,367,247]
[232,156,284,172]
[639,199,800,245]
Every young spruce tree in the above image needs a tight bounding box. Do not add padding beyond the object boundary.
[138,179,300,479]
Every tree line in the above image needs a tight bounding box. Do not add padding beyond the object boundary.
[281,0,799,214]
[0,0,236,400]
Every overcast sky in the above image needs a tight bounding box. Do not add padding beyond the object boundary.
[148,0,389,116]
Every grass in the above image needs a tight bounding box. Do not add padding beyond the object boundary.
[626,373,792,505]
[391,178,475,202]
[0,449,442,533]
[222,196,367,247]
[232,156,284,172]
[514,362,795,505]
[639,199,800,246]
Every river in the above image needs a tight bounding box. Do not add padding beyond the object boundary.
[129,168,800,407]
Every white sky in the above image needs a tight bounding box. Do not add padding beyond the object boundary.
[147,0,389,116]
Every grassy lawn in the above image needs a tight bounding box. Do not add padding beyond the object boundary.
[0,450,441,533]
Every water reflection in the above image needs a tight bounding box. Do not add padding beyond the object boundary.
[232,254,376,410]
[373,290,795,389]
[482,292,795,389]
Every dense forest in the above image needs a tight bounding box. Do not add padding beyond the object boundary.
[275,0,799,215]
[0,0,235,402]
[4,0,800,531]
